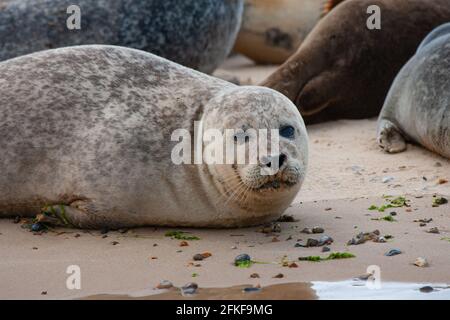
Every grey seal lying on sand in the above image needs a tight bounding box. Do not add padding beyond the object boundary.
[0,45,308,228]
[377,23,450,159]
[0,0,243,73]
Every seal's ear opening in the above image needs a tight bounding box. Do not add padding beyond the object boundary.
[321,0,347,17]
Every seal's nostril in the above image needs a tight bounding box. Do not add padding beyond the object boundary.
[279,154,287,167]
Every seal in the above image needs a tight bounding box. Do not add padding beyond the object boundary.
[234,0,345,64]
[377,24,450,159]
[0,0,243,73]
[0,45,308,229]
[261,0,450,123]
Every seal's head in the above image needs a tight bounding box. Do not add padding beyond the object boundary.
[200,86,308,216]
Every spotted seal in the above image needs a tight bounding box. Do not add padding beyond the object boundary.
[261,0,450,123]
[377,23,450,159]
[0,45,308,228]
[0,0,243,73]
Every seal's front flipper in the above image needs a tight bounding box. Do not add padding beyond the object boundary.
[38,202,104,229]
[377,119,407,153]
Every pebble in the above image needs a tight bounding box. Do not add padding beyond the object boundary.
[347,230,380,245]
[382,176,394,183]
[272,237,280,242]
[74,233,81,238]
[277,215,296,222]
[193,254,204,261]
[419,286,434,293]
[243,287,261,293]
[156,280,173,290]
[322,246,331,252]
[101,235,108,239]
[111,241,119,245]
[374,236,386,243]
[181,283,198,295]
[231,246,238,250]
[312,227,324,234]
[318,235,333,246]
[434,162,442,167]
[414,257,428,268]
[385,249,402,256]
[306,239,319,247]
[250,273,260,278]
[288,262,298,268]
[179,241,189,247]
[426,227,440,234]
[273,273,284,279]
[13,216,21,224]
[301,228,312,234]
[31,222,45,232]
[234,254,251,266]
[41,291,47,295]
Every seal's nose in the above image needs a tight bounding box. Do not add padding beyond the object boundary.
[263,153,287,168]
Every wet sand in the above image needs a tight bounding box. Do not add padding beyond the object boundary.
[0,55,449,299]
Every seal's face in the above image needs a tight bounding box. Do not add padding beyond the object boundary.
[202,86,308,212]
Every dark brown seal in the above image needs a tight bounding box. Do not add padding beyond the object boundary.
[261,0,450,124]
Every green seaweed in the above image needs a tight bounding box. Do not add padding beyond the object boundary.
[235,260,253,268]
[298,252,356,262]
[165,231,200,240]
[368,196,409,212]
[432,196,448,207]
[192,273,199,278]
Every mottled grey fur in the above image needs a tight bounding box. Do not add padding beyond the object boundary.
[0,0,243,73]
[0,45,307,228]
[377,25,450,159]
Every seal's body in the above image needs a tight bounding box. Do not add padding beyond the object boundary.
[234,0,344,64]
[377,24,450,159]
[0,0,243,73]
[262,0,450,123]
[0,45,308,228]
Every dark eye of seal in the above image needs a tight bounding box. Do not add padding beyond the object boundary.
[280,125,295,139]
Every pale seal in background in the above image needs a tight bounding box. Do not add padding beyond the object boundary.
[0,45,308,228]
[234,0,345,64]
[377,24,450,159]
[0,0,243,73]
[261,0,450,124]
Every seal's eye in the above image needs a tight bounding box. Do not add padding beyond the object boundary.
[280,125,295,139]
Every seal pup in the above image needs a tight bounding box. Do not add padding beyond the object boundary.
[261,0,450,123]
[377,24,450,159]
[234,0,345,64]
[0,45,308,228]
[0,0,243,73]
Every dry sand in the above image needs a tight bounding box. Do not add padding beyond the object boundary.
[0,55,449,299]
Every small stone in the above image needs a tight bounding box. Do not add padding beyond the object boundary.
[426,227,440,234]
[74,233,81,238]
[243,287,261,293]
[250,273,260,278]
[355,273,373,281]
[100,228,109,234]
[32,247,38,250]
[375,236,386,243]
[382,176,394,183]
[325,207,332,211]
[277,215,296,222]
[111,241,119,245]
[322,246,331,252]
[201,252,212,258]
[385,249,402,256]
[288,262,298,268]
[150,256,158,260]
[285,235,293,241]
[420,223,426,227]
[434,162,442,167]
[156,280,173,290]
[419,286,434,293]
[271,237,280,242]
[181,282,198,295]
[390,211,397,216]
[318,235,333,246]
[13,216,21,224]
[31,223,45,232]
[118,228,128,234]
[193,254,204,261]
[153,243,158,247]
[101,235,108,239]
[41,291,47,295]
[273,273,284,278]
[414,257,428,267]
[306,239,319,247]
[312,227,324,234]
[301,228,312,234]
[234,254,251,266]
[231,246,237,250]
[179,241,189,247]
[438,178,448,185]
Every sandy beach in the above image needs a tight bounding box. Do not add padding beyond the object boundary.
[0,55,449,299]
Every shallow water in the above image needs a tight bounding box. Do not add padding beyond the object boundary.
[83,280,450,300]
